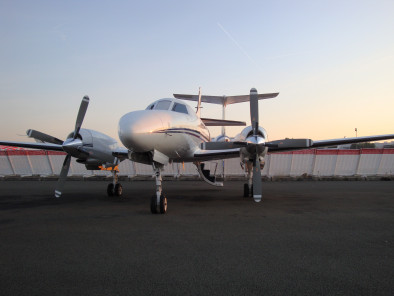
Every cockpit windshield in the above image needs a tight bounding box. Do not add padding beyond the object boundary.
[155,100,172,110]
[172,103,189,115]
[145,100,193,117]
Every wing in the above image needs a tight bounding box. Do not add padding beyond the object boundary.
[193,148,240,162]
[267,134,394,153]
[0,140,131,162]
[111,147,129,161]
[0,140,64,151]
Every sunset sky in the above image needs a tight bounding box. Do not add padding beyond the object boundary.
[1,0,393,143]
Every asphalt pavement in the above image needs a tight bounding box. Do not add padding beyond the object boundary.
[0,180,393,295]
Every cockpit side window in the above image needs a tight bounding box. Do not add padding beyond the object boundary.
[172,103,189,115]
[146,103,155,110]
[154,100,172,110]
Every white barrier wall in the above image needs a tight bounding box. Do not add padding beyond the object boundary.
[1,149,394,177]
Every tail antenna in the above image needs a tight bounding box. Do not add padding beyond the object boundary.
[196,87,202,117]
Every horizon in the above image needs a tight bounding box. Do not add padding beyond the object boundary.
[1,1,393,143]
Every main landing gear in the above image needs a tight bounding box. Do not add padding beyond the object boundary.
[107,169,123,197]
[150,163,167,214]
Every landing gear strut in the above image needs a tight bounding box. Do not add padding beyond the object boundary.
[151,163,167,214]
[107,168,122,197]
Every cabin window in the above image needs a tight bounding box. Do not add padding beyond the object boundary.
[172,103,189,114]
[155,100,172,110]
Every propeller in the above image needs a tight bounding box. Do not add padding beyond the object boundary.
[249,88,262,202]
[55,154,71,198]
[27,96,90,198]
[54,96,89,197]
[27,129,64,145]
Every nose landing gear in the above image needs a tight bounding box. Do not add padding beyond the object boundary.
[150,163,167,214]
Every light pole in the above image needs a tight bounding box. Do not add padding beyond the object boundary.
[355,128,358,137]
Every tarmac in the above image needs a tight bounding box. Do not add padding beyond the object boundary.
[0,180,393,295]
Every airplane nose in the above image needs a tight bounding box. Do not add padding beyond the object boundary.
[118,110,164,152]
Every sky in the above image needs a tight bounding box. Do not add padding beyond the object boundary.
[1,0,393,143]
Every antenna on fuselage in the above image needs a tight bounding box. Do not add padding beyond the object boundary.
[196,87,202,117]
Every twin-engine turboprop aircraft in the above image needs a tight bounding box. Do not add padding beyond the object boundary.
[1,88,394,214]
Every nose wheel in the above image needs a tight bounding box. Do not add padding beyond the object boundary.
[151,193,167,214]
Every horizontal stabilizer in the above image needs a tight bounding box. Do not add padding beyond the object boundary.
[201,118,246,126]
[174,92,279,106]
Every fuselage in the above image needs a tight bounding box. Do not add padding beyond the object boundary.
[118,98,210,161]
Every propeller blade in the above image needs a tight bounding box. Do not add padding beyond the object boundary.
[55,154,71,198]
[252,157,262,202]
[26,129,64,145]
[250,88,259,136]
[73,96,90,139]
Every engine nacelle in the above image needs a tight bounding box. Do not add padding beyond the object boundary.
[234,126,268,142]
[235,125,268,170]
[66,128,120,169]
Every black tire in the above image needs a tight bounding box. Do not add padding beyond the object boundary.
[243,183,249,197]
[151,195,158,214]
[114,183,123,197]
[107,183,114,196]
[159,194,167,214]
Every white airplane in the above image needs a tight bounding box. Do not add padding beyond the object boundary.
[1,88,394,214]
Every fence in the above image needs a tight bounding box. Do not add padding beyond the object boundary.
[1,149,394,178]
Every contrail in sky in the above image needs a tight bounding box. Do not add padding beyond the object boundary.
[217,22,257,65]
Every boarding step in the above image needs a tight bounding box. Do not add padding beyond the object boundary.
[196,162,223,187]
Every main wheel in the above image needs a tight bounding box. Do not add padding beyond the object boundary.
[151,195,158,214]
[114,183,123,196]
[243,183,249,197]
[159,194,167,214]
[107,183,114,196]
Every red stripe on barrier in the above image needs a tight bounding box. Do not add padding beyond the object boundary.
[292,149,316,155]
[271,149,316,155]
[315,149,338,155]
[270,149,394,155]
[2,148,394,157]
[337,150,360,155]
[47,151,67,155]
[2,150,27,156]
[360,149,384,154]
[1,150,67,156]
[383,148,394,154]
